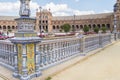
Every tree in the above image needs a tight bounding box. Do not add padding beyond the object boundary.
[8,29,12,32]
[101,25,107,33]
[45,77,52,80]
[93,26,99,33]
[61,23,71,33]
[83,25,89,34]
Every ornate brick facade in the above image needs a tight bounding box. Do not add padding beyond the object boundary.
[0,0,119,33]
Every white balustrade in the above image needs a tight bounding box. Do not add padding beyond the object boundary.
[0,34,113,72]
[37,34,112,70]
[0,41,14,68]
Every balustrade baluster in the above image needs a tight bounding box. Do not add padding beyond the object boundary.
[54,43,58,62]
[49,44,53,64]
[9,45,11,65]
[44,44,48,65]
[40,45,44,67]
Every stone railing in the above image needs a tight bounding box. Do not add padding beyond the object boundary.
[37,37,83,70]
[37,33,111,70]
[116,32,120,40]
[0,41,15,70]
[84,35,100,52]
[100,34,111,46]
[0,33,118,78]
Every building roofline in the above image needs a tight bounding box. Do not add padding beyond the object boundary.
[52,12,114,20]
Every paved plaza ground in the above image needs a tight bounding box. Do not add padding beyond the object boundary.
[51,41,120,80]
[0,41,120,80]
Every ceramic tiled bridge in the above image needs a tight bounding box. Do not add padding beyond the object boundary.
[0,33,120,80]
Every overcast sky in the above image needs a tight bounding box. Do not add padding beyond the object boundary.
[0,0,116,16]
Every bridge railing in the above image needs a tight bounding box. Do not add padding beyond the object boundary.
[37,33,111,70]
[84,35,100,52]
[0,33,113,71]
[37,38,83,69]
[100,34,111,46]
[0,41,14,70]
[117,32,120,39]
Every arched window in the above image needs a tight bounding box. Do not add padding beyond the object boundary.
[8,26,11,29]
[53,25,55,29]
[93,24,96,28]
[107,24,110,29]
[80,25,83,29]
[3,25,6,29]
[43,26,45,29]
[46,20,48,24]
[57,25,59,29]
[97,24,101,28]
[43,20,44,23]
[102,24,105,27]
[88,24,91,29]
[46,26,48,32]
[12,26,15,29]
[0,26,2,29]
[76,25,79,29]
[39,25,41,29]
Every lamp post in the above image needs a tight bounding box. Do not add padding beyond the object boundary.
[39,6,42,37]
[113,2,119,40]
[73,14,75,33]
[113,14,117,40]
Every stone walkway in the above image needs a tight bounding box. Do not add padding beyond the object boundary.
[51,41,120,80]
[0,73,9,80]
[0,66,17,80]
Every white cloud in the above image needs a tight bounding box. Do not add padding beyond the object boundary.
[43,2,69,12]
[0,1,110,17]
[103,10,112,13]
[53,12,70,16]
[0,1,39,16]
[0,1,19,13]
[43,2,95,16]
[73,10,95,15]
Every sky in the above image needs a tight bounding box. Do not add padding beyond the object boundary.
[0,0,116,16]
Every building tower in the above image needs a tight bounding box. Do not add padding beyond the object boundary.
[36,9,52,34]
[114,0,120,32]
[10,0,41,80]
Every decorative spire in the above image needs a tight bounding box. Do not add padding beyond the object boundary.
[114,0,120,12]
[19,0,31,17]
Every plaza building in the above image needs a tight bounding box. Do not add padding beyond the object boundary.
[0,16,18,33]
[0,0,120,34]
[36,11,113,33]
